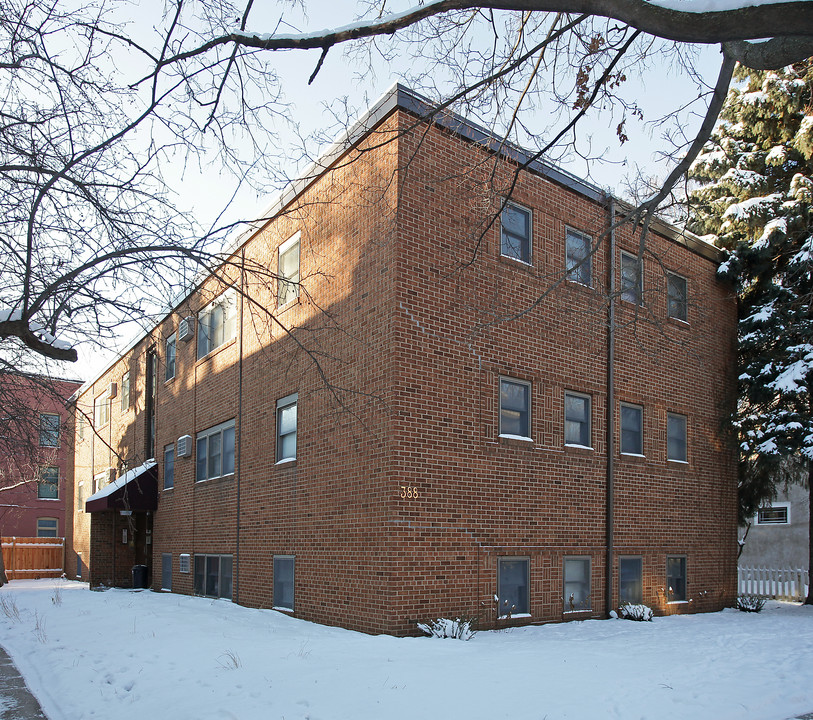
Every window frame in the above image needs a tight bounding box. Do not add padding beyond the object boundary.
[197,289,237,360]
[120,371,130,412]
[667,272,688,323]
[500,201,532,265]
[620,402,644,456]
[193,553,233,600]
[618,556,643,605]
[94,393,109,428]
[276,393,298,463]
[755,502,791,525]
[195,419,236,482]
[38,466,59,500]
[499,377,532,441]
[36,517,58,538]
[565,227,592,286]
[163,443,175,490]
[76,482,84,512]
[39,413,60,447]
[179,553,190,573]
[277,232,301,307]
[564,391,592,448]
[165,332,177,381]
[161,553,172,591]
[563,556,592,613]
[273,555,295,611]
[620,250,643,305]
[667,412,688,463]
[497,556,530,617]
[666,555,687,603]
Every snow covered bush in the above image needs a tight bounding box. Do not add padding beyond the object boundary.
[736,594,767,613]
[417,617,476,640]
[619,603,654,621]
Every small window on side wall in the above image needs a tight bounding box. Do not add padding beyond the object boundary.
[564,392,591,447]
[39,413,60,447]
[276,393,298,462]
[564,557,591,612]
[38,466,59,499]
[163,444,175,490]
[497,557,529,616]
[619,556,643,605]
[278,233,301,307]
[620,251,642,305]
[620,403,643,455]
[667,413,687,462]
[566,228,592,285]
[197,290,237,360]
[273,555,295,611]
[667,273,688,322]
[165,333,177,381]
[499,378,531,440]
[666,556,686,602]
[37,517,58,538]
[120,372,130,412]
[755,503,790,525]
[500,203,532,264]
[161,553,172,591]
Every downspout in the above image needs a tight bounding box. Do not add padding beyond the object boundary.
[235,250,246,603]
[605,196,616,617]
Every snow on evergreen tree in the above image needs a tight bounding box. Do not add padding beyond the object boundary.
[688,62,813,603]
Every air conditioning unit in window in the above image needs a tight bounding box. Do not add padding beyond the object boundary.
[177,434,192,457]
[108,382,117,399]
[178,317,195,342]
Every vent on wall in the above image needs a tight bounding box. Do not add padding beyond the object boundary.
[108,382,117,399]
[177,434,192,457]
[178,317,195,341]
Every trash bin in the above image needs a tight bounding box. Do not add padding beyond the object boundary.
[132,564,148,589]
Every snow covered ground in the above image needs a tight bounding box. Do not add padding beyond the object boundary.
[1,579,812,720]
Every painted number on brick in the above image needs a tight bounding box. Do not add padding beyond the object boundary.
[400,485,419,499]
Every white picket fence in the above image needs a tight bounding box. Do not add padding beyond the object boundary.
[738,566,809,601]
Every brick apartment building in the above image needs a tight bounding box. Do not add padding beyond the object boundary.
[67,85,738,635]
[0,372,82,540]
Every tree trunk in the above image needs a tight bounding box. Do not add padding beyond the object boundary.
[0,537,7,587]
[806,460,813,604]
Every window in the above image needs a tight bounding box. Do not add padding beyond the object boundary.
[163,444,175,490]
[76,482,84,512]
[197,290,237,359]
[38,466,59,499]
[620,403,643,455]
[566,228,592,285]
[78,414,85,440]
[564,392,591,447]
[499,378,531,440]
[92,470,107,495]
[273,555,295,610]
[120,372,130,412]
[564,557,591,612]
[755,503,790,525]
[39,413,60,447]
[666,556,687,602]
[667,272,688,322]
[621,251,642,305]
[179,553,190,573]
[276,394,298,462]
[94,393,109,427]
[619,556,643,605]
[193,554,233,600]
[161,553,172,591]
[497,557,529,616]
[76,553,83,578]
[165,333,177,381]
[196,419,235,482]
[667,413,687,462]
[37,518,58,538]
[500,202,532,264]
[278,232,301,307]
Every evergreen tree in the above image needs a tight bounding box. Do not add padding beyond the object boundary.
[688,61,813,604]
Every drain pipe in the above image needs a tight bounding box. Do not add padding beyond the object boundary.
[605,196,617,617]
[234,249,246,603]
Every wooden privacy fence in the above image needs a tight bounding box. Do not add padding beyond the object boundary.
[738,566,810,601]
[1,537,64,580]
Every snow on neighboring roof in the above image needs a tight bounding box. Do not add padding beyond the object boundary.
[85,459,156,504]
[646,0,802,11]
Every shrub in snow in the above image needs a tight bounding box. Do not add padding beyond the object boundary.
[736,594,766,613]
[417,617,476,640]
[619,603,654,621]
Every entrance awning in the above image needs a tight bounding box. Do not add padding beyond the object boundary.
[85,459,158,512]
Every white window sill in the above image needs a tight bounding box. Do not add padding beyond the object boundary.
[275,457,296,466]
[498,612,531,619]
[273,606,294,613]
[667,459,689,465]
[39,498,60,502]
[563,609,592,614]
[667,599,689,604]
[499,253,533,267]
[499,434,533,443]
[620,452,645,458]
[195,472,235,484]
[565,443,593,450]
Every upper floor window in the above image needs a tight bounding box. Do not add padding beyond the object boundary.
[38,466,59,499]
[667,413,687,462]
[165,333,177,381]
[94,394,109,427]
[277,393,298,462]
[120,371,130,412]
[39,413,60,447]
[197,290,237,360]
[500,202,532,264]
[755,503,790,525]
[667,272,688,322]
[196,419,235,482]
[564,392,591,448]
[566,228,592,285]
[164,443,175,490]
[499,377,531,440]
[620,251,642,305]
[620,402,643,455]
[278,232,301,307]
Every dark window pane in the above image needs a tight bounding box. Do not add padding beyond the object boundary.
[619,557,643,604]
[668,274,688,321]
[194,555,205,595]
[274,556,295,610]
[208,431,221,479]
[564,558,591,611]
[501,205,531,263]
[206,555,219,597]
[565,394,590,446]
[498,559,529,615]
[621,405,642,455]
[566,230,591,285]
[666,557,686,602]
[222,426,235,475]
[500,380,530,437]
[220,556,233,600]
[667,414,687,462]
[161,554,172,590]
[196,436,207,481]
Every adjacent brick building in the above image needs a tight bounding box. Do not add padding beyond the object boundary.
[67,85,738,635]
